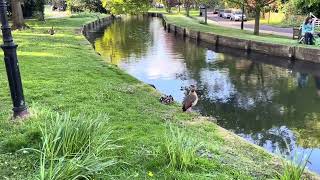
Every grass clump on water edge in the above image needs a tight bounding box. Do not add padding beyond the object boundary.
[26,113,120,180]
[275,150,313,180]
[162,124,204,171]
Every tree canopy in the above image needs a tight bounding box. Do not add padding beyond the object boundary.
[102,0,151,14]
[65,0,106,12]
[292,0,320,16]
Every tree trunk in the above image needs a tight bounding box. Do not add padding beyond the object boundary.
[39,12,45,21]
[11,0,27,30]
[186,6,190,17]
[204,6,207,24]
[254,8,261,35]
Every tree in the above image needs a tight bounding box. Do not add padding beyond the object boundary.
[66,0,106,12]
[35,0,45,21]
[198,0,218,24]
[247,0,276,35]
[102,0,151,14]
[226,0,275,35]
[164,0,178,13]
[183,0,193,16]
[292,0,320,17]
[11,0,27,29]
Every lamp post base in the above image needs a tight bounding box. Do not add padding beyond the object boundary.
[0,0,28,120]
[13,108,29,120]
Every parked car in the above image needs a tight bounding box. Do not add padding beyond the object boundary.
[213,8,219,14]
[222,9,232,19]
[155,3,164,8]
[230,10,247,21]
[218,9,224,17]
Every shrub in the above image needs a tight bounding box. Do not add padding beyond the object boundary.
[6,0,45,19]
[162,125,203,170]
[275,150,313,180]
[27,113,119,179]
[66,0,107,13]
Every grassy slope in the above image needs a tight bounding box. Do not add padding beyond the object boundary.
[165,14,295,45]
[0,13,308,179]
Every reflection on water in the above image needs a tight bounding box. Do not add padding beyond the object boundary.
[88,16,320,174]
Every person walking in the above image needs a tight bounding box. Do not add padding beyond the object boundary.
[302,17,315,45]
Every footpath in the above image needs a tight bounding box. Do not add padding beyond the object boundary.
[205,14,293,37]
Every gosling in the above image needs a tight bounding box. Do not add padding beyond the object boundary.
[182,85,198,112]
[49,26,55,35]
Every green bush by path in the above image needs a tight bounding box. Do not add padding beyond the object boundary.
[0,12,317,179]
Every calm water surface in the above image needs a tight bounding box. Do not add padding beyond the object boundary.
[88,16,320,174]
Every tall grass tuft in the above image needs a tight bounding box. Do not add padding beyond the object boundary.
[33,113,119,180]
[162,125,202,171]
[275,150,313,180]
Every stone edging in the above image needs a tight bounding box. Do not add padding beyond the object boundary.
[149,12,320,64]
[82,16,114,37]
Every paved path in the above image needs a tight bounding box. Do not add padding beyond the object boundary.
[206,14,293,37]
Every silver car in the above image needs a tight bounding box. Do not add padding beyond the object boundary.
[218,9,224,17]
[222,9,232,19]
[230,10,247,21]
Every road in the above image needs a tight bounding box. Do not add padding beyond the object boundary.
[206,14,293,37]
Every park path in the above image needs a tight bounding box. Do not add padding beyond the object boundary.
[206,14,293,37]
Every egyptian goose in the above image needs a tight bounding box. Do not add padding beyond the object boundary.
[182,85,198,112]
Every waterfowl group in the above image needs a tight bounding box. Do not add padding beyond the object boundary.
[158,85,198,111]
[160,95,174,104]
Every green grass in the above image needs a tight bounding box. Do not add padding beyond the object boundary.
[275,150,313,180]
[149,7,200,17]
[162,124,204,171]
[35,112,117,179]
[260,12,285,27]
[0,11,318,179]
[260,13,306,28]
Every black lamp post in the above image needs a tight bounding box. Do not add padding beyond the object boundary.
[0,0,28,119]
[241,2,244,30]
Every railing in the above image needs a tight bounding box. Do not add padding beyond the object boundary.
[310,12,320,27]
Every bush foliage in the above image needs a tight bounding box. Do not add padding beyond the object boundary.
[65,0,107,13]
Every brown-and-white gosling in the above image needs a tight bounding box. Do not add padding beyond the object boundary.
[182,85,198,112]
[49,26,55,35]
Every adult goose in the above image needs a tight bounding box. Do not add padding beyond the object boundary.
[182,85,198,112]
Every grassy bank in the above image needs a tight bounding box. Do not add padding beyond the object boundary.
[164,14,295,45]
[0,12,317,179]
[150,9,320,48]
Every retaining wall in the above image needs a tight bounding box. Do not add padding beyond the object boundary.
[82,16,114,37]
[149,12,320,63]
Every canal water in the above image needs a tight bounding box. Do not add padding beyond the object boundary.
[87,16,320,174]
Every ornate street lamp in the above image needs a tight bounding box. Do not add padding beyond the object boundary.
[0,0,28,119]
[241,1,245,30]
